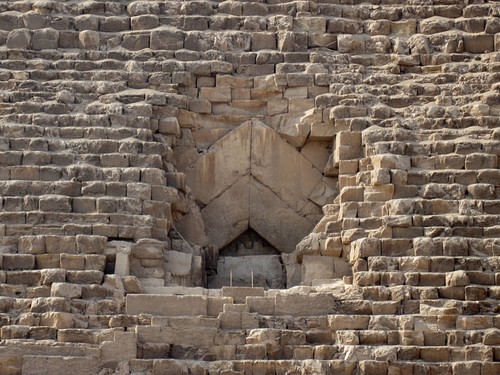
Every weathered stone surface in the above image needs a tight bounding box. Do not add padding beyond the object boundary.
[127,294,207,316]
[249,178,314,254]
[0,1,498,373]
[251,122,323,211]
[186,121,251,205]
[32,28,58,49]
[6,28,31,49]
[201,175,250,250]
[22,356,99,375]
[79,30,99,50]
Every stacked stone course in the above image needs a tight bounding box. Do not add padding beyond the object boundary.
[0,0,499,374]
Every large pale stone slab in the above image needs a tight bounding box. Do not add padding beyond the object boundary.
[251,122,322,211]
[161,327,217,346]
[302,256,334,283]
[101,331,137,365]
[201,175,250,250]
[274,294,336,316]
[126,294,207,316]
[186,121,251,205]
[165,251,192,277]
[22,356,99,375]
[250,179,314,253]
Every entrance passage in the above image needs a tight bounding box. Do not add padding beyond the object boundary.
[185,119,327,254]
[208,229,285,289]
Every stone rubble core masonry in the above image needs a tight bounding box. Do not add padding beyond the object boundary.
[0,0,499,374]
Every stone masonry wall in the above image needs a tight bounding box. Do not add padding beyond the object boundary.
[0,0,499,374]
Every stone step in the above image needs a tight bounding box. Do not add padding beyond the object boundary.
[0,343,100,375]
[408,171,500,187]
[127,357,500,375]
[0,181,176,204]
[353,270,500,287]
[368,140,499,159]
[0,293,124,315]
[0,124,155,142]
[1,218,165,240]
[366,255,500,273]
[0,136,165,154]
[350,237,500,262]
[0,192,170,213]
[0,165,166,183]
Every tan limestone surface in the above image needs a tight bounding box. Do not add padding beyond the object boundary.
[0,0,499,374]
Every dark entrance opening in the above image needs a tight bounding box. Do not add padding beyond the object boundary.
[208,228,286,289]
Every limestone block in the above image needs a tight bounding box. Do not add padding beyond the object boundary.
[446,270,469,287]
[334,131,362,163]
[371,169,391,186]
[468,183,496,199]
[67,270,103,284]
[336,330,359,345]
[6,28,31,49]
[250,179,315,253]
[152,360,189,375]
[338,34,366,54]
[131,15,159,30]
[122,33,149,50]
[150,29,184,50]
[40,269,66,286]
[5,269,38,286]
[323,237,342,258]
[327,18,363,34]
[60,254,85,270]
[371,154,411,170]
[11,165,39,180]
[2,254,35,270]
[302,256,334,283]
[463,34,494,53]
[99,16,129,32]
[207,296,231,317]
[365,36,391,54]
[275,294,335,316]
[443,237,468,256]
[277,31,302,52]
[201,176,249,250]
[121,275,143,294]
[39,195,71,212]
[35,254,60,269]
[101,331,137,365]
[339,186,364,203]
[32,28,58,50]
[218,311,242,329]
[158,117,180,136]
[127,294,207,316]
[251,32,276,50]
[246,296,275,315]
[132,239,163,259]
[465,153,498,170]
[50,282,82,299]
[75,235,106,255]
[251,123,322,209]
[186,121,251,205]
[185,99,210,115]
[22,356,99,375]
[364,185,394,202]
[294,17,326,33]
[165,251,192,277]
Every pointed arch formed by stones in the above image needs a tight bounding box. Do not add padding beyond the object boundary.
[185,119,325,253]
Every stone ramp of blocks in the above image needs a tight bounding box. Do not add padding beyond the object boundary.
[122,287,500,374]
